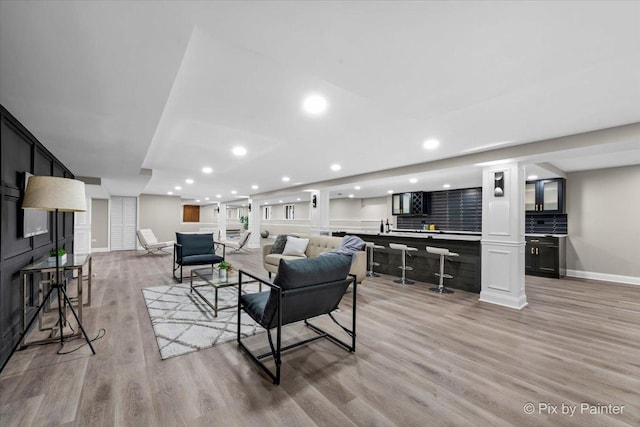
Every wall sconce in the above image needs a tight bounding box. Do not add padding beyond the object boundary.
[248,203,252,212]
[312,194,317,208]
[215,206,220,213]
[494,171,504,197]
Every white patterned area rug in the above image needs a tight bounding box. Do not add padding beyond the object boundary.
[142,282,264,360]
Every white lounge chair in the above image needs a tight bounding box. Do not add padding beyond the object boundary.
[224,230,251,253]
[137,229,174,255]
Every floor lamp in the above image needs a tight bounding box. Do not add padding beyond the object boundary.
[1,177,95,372]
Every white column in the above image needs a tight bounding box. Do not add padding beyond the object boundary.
[217,202,226,241]
[247,198,260,248]
[309,189,330,235]
[480,162,527,309]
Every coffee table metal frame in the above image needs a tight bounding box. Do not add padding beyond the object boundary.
[190,267,261,317]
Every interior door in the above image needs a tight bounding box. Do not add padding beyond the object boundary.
[73,196,91,254]
[110,196,137,250]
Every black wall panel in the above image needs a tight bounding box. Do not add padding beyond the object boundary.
[0,104,75,369]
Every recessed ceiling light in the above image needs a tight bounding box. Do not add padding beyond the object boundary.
[443,184,451,189]
[167,191,173,195]
[296,198,301,201]
[205,197,210,201]
[527,175,538,180]
[330,164,341,171]
[251,185,258,190]
[232,146,247,156]
[216,194,222,198]
[354,186,361,190]
[423,139,440,150]
[231,190,237,194]
[409,178,418,184]
[387,190,393,194]
[278,200,283,203]
[202,167,213,174]
[302,93,328,115]
[185,178,194,184]
[282,176,290,182]
[348,194,354,198]
[195,199,200,203]
[174,186,182,190]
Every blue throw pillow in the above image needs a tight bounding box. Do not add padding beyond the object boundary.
[270,234,289,254]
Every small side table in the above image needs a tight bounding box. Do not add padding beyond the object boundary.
[20,253,92,347]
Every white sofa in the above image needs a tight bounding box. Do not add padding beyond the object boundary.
[262,235,366,283]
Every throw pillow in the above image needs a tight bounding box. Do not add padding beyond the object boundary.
[270,234,289,254]
[282,236,309,257]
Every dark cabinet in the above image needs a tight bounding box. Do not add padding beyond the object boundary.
[525,178,565,214]
[525,236,566,278]
[392,192,431,215]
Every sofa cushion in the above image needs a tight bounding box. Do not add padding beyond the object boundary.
[304,236,342,257]
[282,236,309,257]
[274,256,351,290]
[181,254,223,266]
[264,253,304,267]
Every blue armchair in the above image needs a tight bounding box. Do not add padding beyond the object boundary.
[173,233,225,282]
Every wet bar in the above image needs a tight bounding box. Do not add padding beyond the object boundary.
[333,230,481,293]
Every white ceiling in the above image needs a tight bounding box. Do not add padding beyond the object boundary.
[1,1,639,203]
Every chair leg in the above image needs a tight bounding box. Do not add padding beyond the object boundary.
[430,254,454,294]
[394,250,414,285]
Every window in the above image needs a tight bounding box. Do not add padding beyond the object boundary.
[263,206,272,220]
[226,207,239,220]
[284,204,295,220]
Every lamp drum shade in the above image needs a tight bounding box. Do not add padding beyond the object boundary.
[22,176,87,212]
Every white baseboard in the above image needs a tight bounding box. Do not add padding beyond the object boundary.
[566,269,640,286]
[91,247,110,253]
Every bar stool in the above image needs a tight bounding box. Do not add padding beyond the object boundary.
[389,243,418,284]
[426,246,459,294]
[365,242,385,277]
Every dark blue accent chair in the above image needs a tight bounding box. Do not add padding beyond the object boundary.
[237,255,357,385]
[173,233,225,282]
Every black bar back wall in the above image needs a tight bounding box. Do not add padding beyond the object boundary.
[397,187,483,232]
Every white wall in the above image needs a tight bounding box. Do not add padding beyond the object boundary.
[329,196,391,232]
[138,194,181,242]
[566,165,640,283]
[260,201,312,236]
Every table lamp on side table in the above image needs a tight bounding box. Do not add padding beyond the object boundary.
[0,176,95,373]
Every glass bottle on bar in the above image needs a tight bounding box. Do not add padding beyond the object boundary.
[380,220,384,233]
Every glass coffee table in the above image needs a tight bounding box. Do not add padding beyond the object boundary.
[190,267,261,317]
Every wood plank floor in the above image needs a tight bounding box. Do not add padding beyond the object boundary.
[1,248,638,426]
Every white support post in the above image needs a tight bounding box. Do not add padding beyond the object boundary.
[247,198,260,248]
[218,202,226,241]
[480,162,527,309]
[309,190,330,236]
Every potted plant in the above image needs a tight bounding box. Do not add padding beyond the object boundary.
[218,260,232,280]
[240,216,249,230]
[48,249,67,265]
